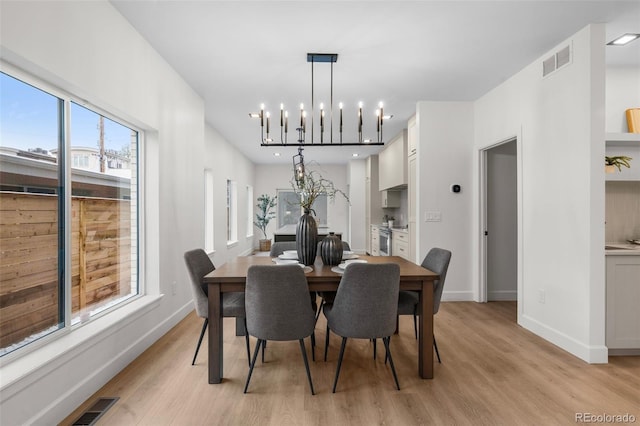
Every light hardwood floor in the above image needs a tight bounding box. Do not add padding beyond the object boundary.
[61,302,640,425]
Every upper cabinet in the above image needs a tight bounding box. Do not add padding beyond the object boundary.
[379,129,408,190]
[407,114,417,157]
[606,133,640,181]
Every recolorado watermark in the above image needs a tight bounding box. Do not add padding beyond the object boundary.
[575,413,637,423]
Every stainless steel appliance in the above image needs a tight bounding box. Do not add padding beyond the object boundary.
[379,226,392,256]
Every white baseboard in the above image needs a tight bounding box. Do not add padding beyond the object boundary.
[487,290,517,301]
[520,314,608,364]
[441,291,475,302]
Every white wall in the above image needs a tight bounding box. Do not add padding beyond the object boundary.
[486,141,518,301]
[606,66,640,133]
[253,163,350,246]
[473,24,607,362]
[416,102,475,301]
[205,124,256,266]
[348,159,367,252]
[0,1,252,424]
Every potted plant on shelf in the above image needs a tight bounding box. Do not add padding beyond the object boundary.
[605,155,632,173]
[291,167,349,265]
[254,194,277,251]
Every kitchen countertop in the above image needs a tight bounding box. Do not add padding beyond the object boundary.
[390,227,409,234]
[605,243,640,256]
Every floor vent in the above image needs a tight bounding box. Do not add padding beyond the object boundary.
[72,397,119,426]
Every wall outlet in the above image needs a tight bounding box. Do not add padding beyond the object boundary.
[538,289,545,304]
[172,281,177,295]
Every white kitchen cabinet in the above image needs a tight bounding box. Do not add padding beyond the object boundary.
[381,190,400,208]
[408,154,417,262]
[371,225,379,256]
[365,155,382,254]
[378,129,407,190]
[407,114,417,157]
[605,133,640,182]
[606,254,640,354]
[392,230,409,260]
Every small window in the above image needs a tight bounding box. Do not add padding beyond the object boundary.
[226,179,237,244]
[246,185,254,238]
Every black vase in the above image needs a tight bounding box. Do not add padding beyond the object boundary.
[296,209,318,266]
[320,232,343,266]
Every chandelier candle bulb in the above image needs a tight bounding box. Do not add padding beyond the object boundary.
[266,112,270,135]
[284,111,288,133]
[280,104,284,126]
[300,103,304,128]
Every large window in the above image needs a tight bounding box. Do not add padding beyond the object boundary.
[0,69,140,356]
[276,189,328,228]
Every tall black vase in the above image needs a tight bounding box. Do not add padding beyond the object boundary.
[296,209,318,266]
[320,232,343,266]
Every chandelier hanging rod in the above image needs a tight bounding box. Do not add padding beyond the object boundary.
[250,53,389,147]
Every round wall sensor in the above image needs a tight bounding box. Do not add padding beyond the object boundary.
[451,184,461,193]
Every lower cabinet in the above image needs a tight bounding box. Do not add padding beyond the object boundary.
[392,231,409,260]
[606,255,640,353]
[371,225,379,256]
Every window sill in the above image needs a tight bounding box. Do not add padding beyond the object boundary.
[0,295,163,396]
[227,240,238,248]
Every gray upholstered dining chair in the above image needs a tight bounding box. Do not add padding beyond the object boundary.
[243,264,316,395]
[323,263,401,392]
[269,241,297,257]
[184,249,250,366]
[315,240,351,321]
[397,247,452,363]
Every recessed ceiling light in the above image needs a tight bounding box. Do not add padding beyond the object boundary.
[274,152,280,157]
[607,33,640,46]
[352,153,359,157]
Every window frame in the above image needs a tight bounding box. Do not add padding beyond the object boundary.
[246,185,254,238]
[0,62,144,361]
[226,179,238,246]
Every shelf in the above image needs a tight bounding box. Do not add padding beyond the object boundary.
[606,133,640,147]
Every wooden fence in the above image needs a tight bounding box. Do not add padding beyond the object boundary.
[0,192,132,349]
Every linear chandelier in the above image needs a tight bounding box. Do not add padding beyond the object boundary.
[250,53,390,147]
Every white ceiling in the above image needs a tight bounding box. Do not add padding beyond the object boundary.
[110,1,640,165]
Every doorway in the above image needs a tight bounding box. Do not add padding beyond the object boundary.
[480,139,518,308]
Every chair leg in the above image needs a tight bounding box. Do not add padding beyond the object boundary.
[332,337,348,393]
[244,338,263,393]
[383,336,400,390]
[310,332,316,362]
[243,318,251,367]
[372,338,377,360]
[315,299,325,323]
[384,335,390,365]
[434,335,441,363]
[192,318,208,365]
[299,339,315,395]
[413,306,418,340]
[261,339,266,363]
[324,325,330,361]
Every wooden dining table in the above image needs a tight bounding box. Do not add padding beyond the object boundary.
[204,255,439,384]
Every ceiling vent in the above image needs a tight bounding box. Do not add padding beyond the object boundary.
[542,44,572,77]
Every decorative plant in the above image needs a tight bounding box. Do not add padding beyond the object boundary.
[253,194,277,239]
[290,167,349,215]
[605,155,632,172]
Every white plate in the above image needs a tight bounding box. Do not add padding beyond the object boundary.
[342,250,354,256]
[338,259,368,269]
[278,253,298,260]
[273,258,300,265]
[342,253,359,260]
[331,266,344,274]
[283,250,298,256]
